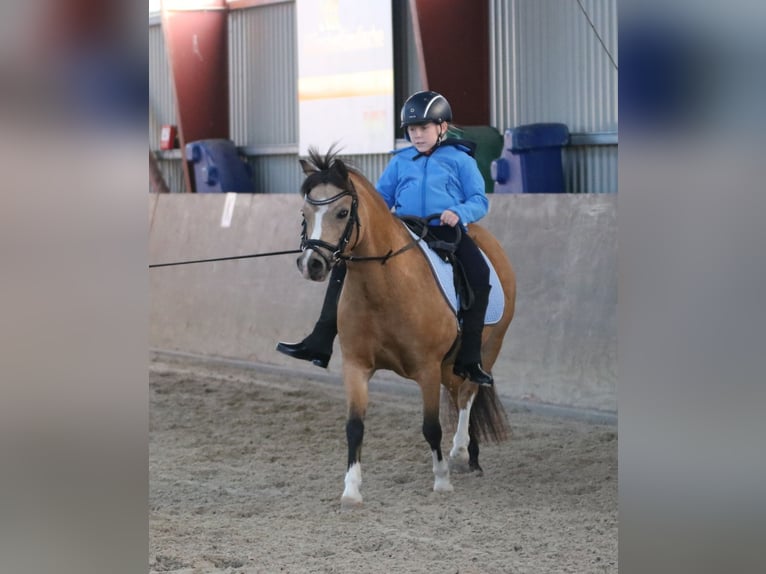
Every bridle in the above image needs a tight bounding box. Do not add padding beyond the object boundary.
[300,184,361,268]
[299,177,429,266]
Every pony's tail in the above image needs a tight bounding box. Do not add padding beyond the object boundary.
[470,386,510,444]
[441,386,510,444]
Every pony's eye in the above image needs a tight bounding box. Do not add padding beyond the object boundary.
[337,209,349,219]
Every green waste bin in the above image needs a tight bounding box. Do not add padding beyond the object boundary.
[447,125,504,194]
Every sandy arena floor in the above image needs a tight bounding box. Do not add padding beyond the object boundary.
[149,355,617,574]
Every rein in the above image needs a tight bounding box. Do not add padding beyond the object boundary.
[148,248,302,268]
[338,226,426,264]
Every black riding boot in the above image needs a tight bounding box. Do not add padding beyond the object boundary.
[453,286,494,386]
[276,264,346,368]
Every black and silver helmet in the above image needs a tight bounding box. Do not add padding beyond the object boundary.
[400,90,453,129]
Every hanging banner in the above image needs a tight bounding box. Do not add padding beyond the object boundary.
[296,0,394,155]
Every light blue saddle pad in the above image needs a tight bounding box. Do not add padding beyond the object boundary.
[403,223,505,325]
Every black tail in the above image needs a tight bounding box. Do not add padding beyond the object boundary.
[441,386,510,444]
[470,386,510,443]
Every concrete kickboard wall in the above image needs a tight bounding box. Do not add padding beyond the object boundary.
[150,193,616,412]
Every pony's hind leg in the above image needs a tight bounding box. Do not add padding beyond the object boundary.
[468,432,482,474]
[421,372,453,492]
[449,384,477,473]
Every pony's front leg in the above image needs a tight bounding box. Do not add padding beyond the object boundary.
[341,416,364,508]
[340,364,370,509]
[421,372,453,493]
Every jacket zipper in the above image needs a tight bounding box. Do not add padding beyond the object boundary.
[420,154,429,217]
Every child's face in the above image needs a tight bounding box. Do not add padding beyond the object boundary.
[407,122,444,153]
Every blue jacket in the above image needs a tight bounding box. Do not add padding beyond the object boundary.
[376,142,488,227]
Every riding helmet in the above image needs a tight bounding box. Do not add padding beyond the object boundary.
[400,90,453,129]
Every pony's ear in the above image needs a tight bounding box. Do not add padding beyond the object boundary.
[300,159,318,175]
[333,158,349,181]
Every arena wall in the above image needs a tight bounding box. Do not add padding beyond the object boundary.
[150,193,616,413]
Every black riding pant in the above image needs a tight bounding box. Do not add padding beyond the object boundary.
[304,262,346,353]
[427,225,491,365]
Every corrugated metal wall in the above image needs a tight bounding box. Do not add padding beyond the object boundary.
[149,21,185,193]
[244,152,392,195]
[149,22,176,149]
[490,0,618,192]
[229,3,297,149]
[244,154,302,195]
[153,155,186,194]
[150,0,618,194]
[394,0,424,110]
[564,144,617,195]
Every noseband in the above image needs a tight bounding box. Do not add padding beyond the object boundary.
[300,184,360,267]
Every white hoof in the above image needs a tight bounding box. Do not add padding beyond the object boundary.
[432,454,452,492]
[341,463,363,509]
[433,479,454,493]
[340,494,363,510]
[449,444,468,460]
[449,444,470,473]
[448,456,471,474]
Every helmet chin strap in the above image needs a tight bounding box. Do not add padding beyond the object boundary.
[423,124,445,156]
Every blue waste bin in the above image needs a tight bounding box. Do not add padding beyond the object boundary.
[185,139,254,193]
[491,123,569,193]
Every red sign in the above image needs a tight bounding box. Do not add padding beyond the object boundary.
[160,125,177,150]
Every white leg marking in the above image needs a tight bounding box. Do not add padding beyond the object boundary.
[450,394,475,462]
[341,462,363,506]
[432,451,453,492]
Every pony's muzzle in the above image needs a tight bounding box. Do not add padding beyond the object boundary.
[297,250,330,281]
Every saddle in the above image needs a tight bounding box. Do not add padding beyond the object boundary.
[399,215,475,312]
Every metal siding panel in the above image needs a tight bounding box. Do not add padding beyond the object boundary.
[150,23,185,193]
[490,0,617,193]
[397,0,423,98]
[229,4,297,147]
[490,0,515,131]
[157,157,186,194]
[245,155,302,194]
[230,4,299,195]
[149,24,177,151]
[229,14,243,144]
[563,145,617,194]
[243,153,392,196]
[339,154,392,186]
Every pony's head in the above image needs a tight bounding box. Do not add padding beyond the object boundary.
[297,146,358,281]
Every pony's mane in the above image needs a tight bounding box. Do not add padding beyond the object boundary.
[304,145,341,173]
[301,145,368,197]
